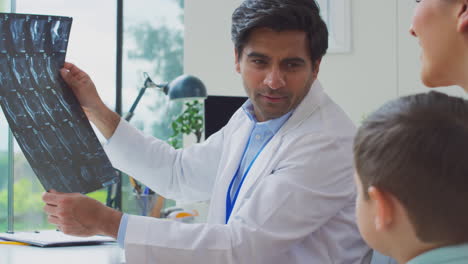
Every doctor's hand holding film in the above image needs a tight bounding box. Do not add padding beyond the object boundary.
[42,190,123,238]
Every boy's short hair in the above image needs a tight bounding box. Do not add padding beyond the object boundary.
[231,0,328,63]
[354,91,468,244]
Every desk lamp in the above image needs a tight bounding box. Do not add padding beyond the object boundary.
[121,73,207,210]
[123,73,207,121]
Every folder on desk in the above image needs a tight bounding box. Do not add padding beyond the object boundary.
[0,230,115,247]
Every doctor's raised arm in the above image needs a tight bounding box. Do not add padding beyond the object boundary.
[59,62,121,139]
[43,1,369,263]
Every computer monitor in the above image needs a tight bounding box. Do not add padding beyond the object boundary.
[204,95,247,139]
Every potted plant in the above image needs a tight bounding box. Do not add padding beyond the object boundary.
[168,100,204,148]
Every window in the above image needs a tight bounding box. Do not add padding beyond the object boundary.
[121,0,184,214]
[0,114,9,231]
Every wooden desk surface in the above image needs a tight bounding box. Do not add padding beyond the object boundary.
[0,243,124,264]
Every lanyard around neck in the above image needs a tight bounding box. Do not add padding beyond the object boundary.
[225,137,272,224]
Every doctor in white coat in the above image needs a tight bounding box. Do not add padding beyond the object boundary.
[43,0,369,263]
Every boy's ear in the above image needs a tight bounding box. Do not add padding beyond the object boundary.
[368,186,394,231]
[457,0,468,33]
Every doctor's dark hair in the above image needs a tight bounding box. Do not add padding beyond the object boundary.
[354,91,468,245]
[231,0,328,63]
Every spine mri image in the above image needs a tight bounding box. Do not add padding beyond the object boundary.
[0,13,118,193]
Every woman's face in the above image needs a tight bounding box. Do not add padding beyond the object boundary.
[409,0,467,88]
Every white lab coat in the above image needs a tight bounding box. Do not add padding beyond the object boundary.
[104,80,369,264]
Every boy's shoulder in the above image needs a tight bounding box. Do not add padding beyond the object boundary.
[407,243,468,264]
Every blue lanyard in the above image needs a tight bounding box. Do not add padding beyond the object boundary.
[225,137,272,224]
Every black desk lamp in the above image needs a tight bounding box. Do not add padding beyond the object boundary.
[123,73,207,121]
[122,73,207,195]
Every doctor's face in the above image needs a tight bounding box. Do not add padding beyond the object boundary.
[409,0,466,88]
[235,28,320,122]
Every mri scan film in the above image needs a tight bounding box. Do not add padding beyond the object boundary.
[0,13,118,193]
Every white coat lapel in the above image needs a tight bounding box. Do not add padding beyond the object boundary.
[280,80,324,134]
[229,135,282,217]
[227,80,325,219]
[209,115,254,223]
[218,120,253,190]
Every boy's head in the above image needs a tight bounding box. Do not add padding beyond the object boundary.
[353,91,468,260]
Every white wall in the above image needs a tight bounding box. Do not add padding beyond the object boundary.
[184,0,244,96]
[319,0,398,124]
[185,0,467,124]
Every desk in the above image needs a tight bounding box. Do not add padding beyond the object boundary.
[0,243,125,264]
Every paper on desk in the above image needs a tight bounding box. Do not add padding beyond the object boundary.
[0,230,115,247]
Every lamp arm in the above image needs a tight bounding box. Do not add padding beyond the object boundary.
[123,87,147,121]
